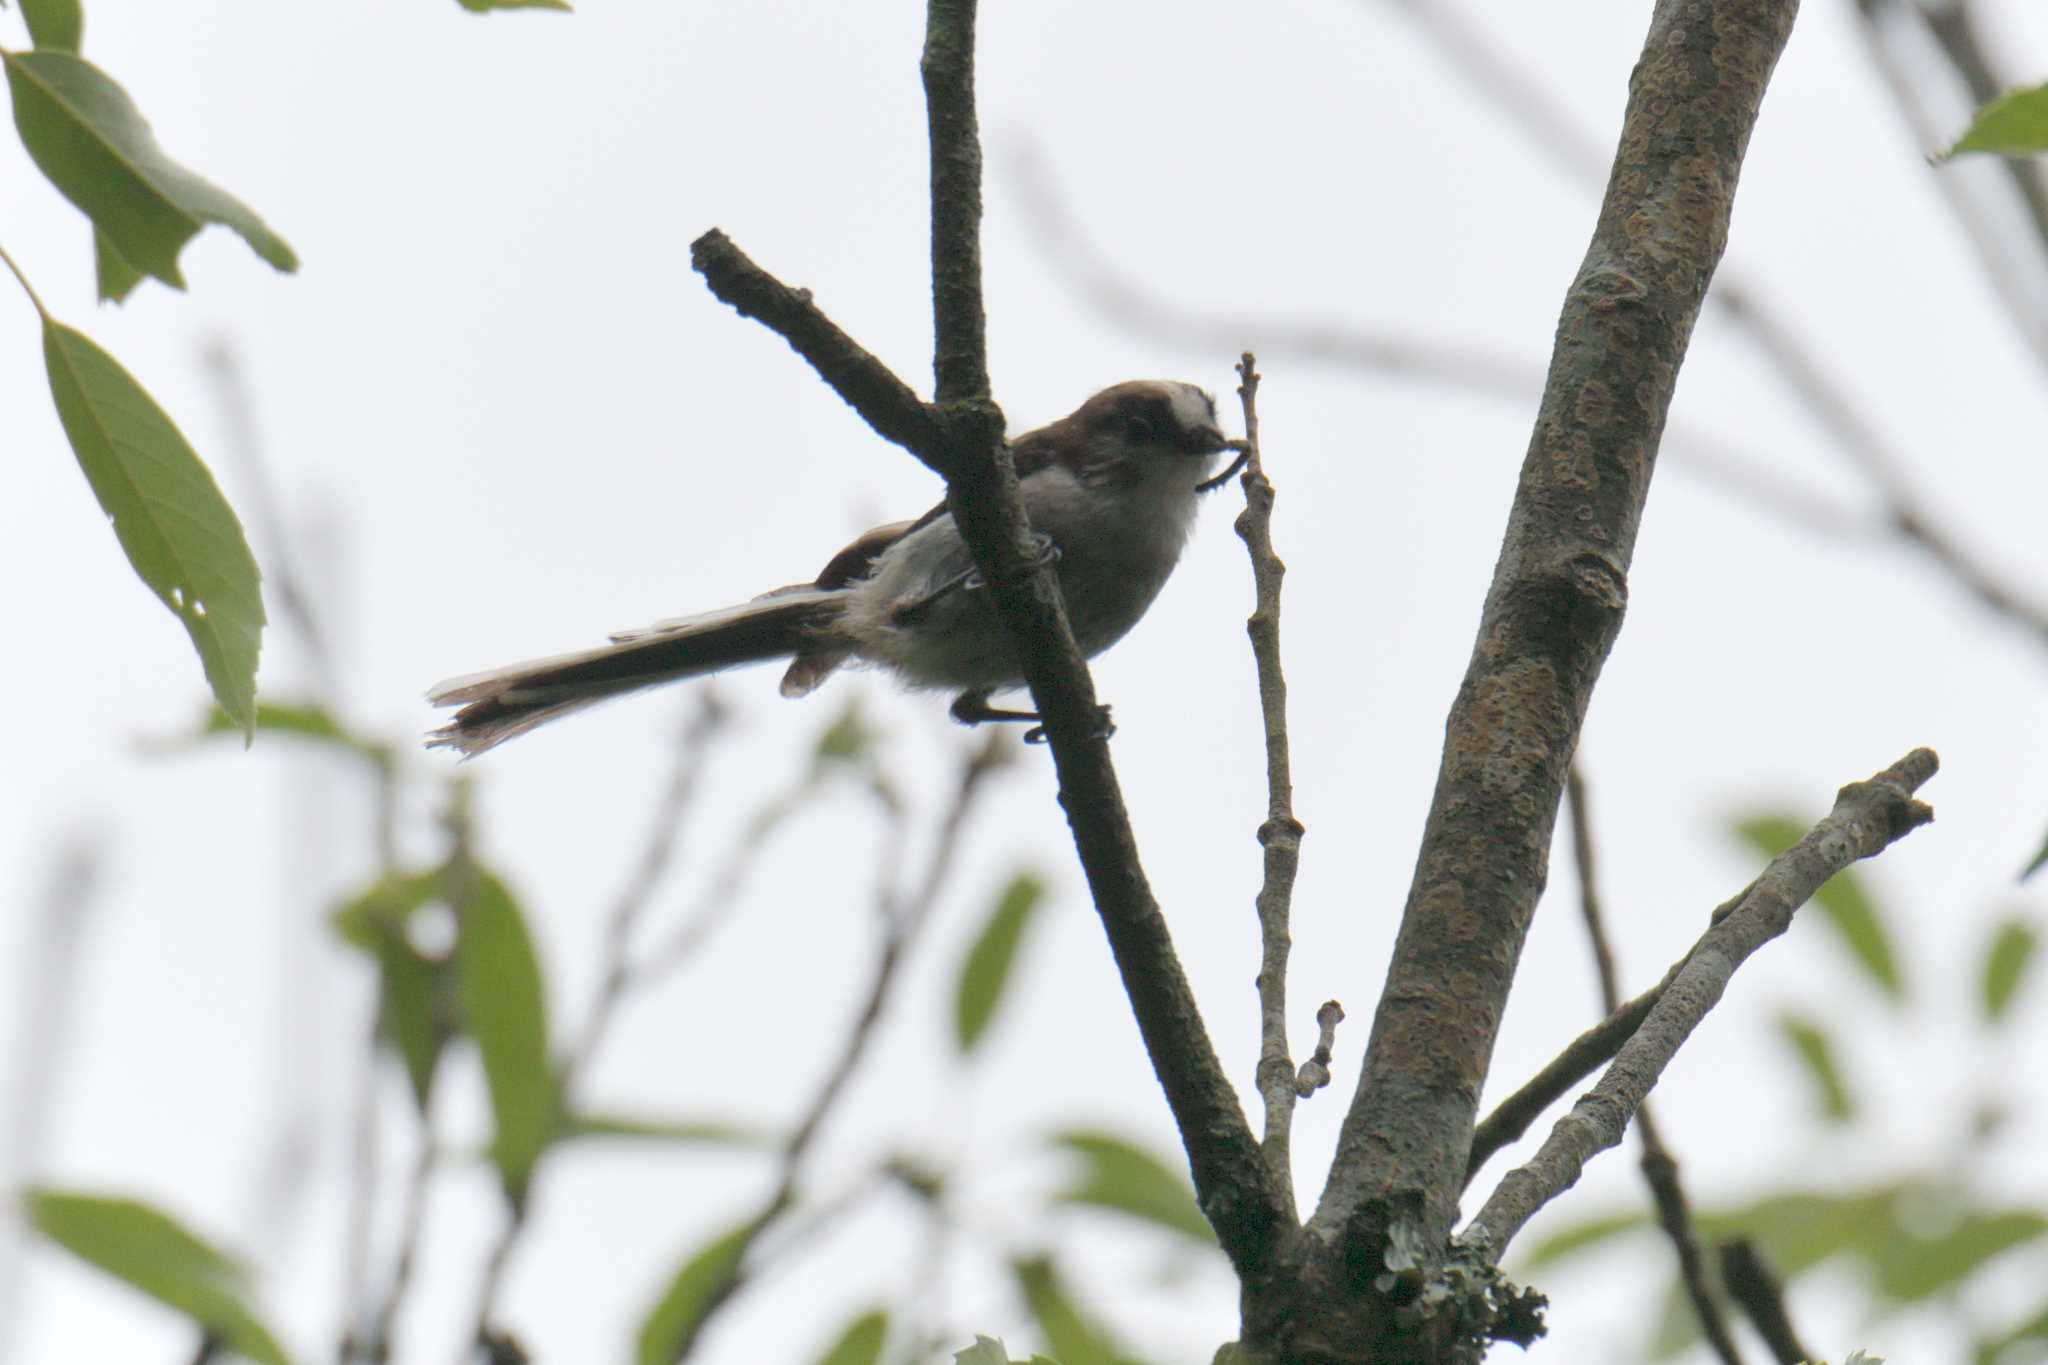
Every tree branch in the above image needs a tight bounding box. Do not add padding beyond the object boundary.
[919,0,1285,1273]
[1718,1237,1813,1365]
[1568,769,1746,1365]
[1229,355,1318,1222]
[1311,0,1804,1256]
[1461,747,1937,1258]
[688,229,947,473]
[687,0,1285,1278]
[1376,0,2048,653]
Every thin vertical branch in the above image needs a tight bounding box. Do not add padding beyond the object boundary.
[1232,356,1316,1220]
[562,694,730,1088]
[0,836,104,1356]
[1567,769,1746,1365]
[921,0,990,406]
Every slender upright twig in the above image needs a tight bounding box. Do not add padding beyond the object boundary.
[1464,749,1937,1256]
[1567,768,1746,1365]
[1230,356,1322,1220]
[0,837,104,1357]
[562,694,730,1087]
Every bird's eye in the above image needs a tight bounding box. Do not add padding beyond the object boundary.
[1122,414,1161,444]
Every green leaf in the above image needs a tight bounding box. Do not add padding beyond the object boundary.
[168,698,395,769]
[953,1339,1014,1365]
[1775,1013,1854,1122]
[93,227,144,302]
[1948,83,2048,158]
[558,1112,771,1148]
[636,1222,751,1365]
[1982,917,2039,1024]
[27,1189,291,1365]
[21,0,82,51]
[1870,1206,2048,1301]
[1012,1256,1142,1365]
[4,50,297,288]
[1735,814,1903,1002]
[41,318,264,736]
[455,868,555,1202]
[810,1308,888,1365]
[812,699,879,765]
[330,873,451,1109]
[954,871,1046,1053]
[1048,1130,1214,1246]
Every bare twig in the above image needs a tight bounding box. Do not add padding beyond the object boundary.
[1377,0,2048,650]
[1229,354,1315,1220]
[1312,0,1802,1261]
[1467,971,1669,1185]
[1851,0,2048,373]
[1913,0,2048,255]
[663,737,1006,1360]
[1467,873,1757,1185]
[689,230,948,472]
[337,1017,381,1363]
[201,340,336,683]
[562,694,731,1085]
[626,762,846,985]
[1006,144,1868,544]
[0,836,104,1355]
[1567,768,1746,1365]
[358,1126,439,1363]
[1463,748,1938,1258]
[1719,1236,1813,1365]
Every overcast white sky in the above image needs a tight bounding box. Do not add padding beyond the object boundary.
[4,1,2048,1362]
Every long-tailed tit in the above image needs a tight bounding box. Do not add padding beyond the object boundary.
[427,380,1244,756]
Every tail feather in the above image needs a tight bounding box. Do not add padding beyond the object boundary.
[427,591,842,756]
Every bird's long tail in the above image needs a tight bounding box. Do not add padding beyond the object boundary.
[427,590,842,756]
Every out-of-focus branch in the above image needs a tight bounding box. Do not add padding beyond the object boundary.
[1719,1237,1814,1365]
[1914,0,2048,252]
[1567,769,1746,1365]
[1228,355,1322,1221]
[1376,0,2048,648]
[0,836,104,1356]
[1007,144,1868,543]
[663,736,1004,1360]
[562,693,731,1084]
[1852,0,2048,373]
[1310,0,1803,1263]
[1463,748,1937,1257]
